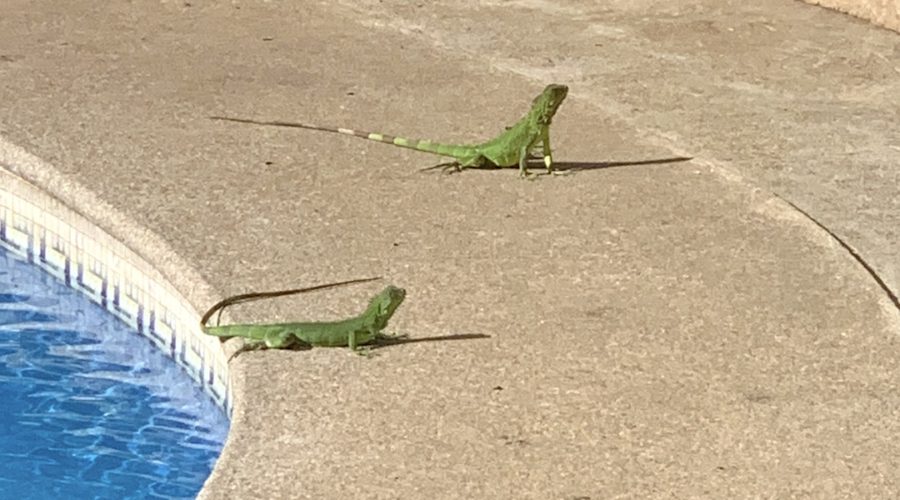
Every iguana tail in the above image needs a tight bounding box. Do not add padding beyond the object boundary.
[210,116,475,159]
[200,277,381,328]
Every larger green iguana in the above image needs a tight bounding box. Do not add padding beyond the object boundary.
[210,84,568,177]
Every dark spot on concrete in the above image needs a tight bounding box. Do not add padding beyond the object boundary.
[500,434,528,446]
[745,392,774,403]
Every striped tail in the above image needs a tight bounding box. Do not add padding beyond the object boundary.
[209,115,472,158]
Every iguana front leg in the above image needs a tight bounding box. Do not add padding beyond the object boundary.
[540,125,554,174]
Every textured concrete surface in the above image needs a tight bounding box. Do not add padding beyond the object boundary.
[1,1,898,499]
[804,0,900,32]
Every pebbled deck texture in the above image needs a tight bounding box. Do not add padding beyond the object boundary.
[1,1,898,498]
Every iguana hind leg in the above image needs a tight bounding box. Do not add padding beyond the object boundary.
[228,331,306,361]
[421,154,487,174]
[518,145,536,179]
[420,160,463,174]
[228,340,266,361]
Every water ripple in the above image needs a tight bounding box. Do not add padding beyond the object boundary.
[0,248,228,499]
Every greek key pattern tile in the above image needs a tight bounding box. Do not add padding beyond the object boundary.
[0,183,231,414]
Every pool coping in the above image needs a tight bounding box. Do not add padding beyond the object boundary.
[0,140,232,414]
[2,1,899,496]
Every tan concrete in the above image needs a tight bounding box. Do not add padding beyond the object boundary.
[0,1,898,498]
[804,0,900,32]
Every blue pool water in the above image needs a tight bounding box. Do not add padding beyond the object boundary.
[0,247,228,499]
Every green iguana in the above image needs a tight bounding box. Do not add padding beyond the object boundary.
[210,84,568,177]
[202,284,406,359]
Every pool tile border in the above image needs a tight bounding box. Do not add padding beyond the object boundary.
[0,168,232,414]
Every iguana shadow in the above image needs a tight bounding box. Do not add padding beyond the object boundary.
[227,333,491,360]
[421,156,692,174]
[368,333,491,350]
[548,156,693,172]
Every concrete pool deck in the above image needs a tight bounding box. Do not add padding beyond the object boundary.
[1,1,898,498]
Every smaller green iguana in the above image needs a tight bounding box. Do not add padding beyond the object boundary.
[202,282,406,359]
[210,84,568,177]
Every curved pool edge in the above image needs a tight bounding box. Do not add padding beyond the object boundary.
[678,155,900,334]
[0,137,236,494]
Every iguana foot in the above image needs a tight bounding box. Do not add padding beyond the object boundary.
[420,161,462,174]
[354,346,378,358]
[377,331,409,340]
[228,342,266,362]
[442,163,464,175]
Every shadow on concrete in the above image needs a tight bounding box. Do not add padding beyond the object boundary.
[550,156,693,172]
[228,333,491,360]
[369,333,491,349]
[420,156,692,174]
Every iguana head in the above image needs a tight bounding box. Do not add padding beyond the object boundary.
[533,84,569,124]
[367,285,406,330]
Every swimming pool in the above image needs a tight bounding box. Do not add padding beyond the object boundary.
[0,246,228,498]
